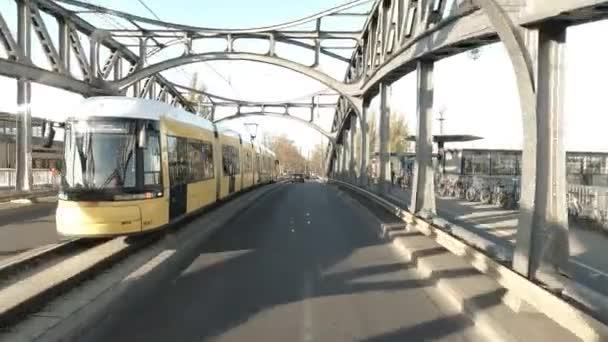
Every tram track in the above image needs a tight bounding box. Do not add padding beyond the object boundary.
[0,234,160,329]
[0,182,284,335]
[0,239,98,288]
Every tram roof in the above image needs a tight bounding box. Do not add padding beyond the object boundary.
[70,97,216,132]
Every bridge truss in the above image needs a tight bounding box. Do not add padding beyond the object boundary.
[2,0,608,306]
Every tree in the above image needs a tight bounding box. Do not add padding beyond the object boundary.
[366,110,409,154]
[309,143,326,176]
[187,72,213,119]
[269,135,306,173]
[368,111,378,153]
[389,112,410,153]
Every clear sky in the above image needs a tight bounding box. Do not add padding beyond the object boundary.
[0,1,607,155]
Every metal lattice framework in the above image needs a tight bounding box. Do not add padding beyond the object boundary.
[3,0,608,309]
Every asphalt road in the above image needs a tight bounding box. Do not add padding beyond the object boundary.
[0,198,59,260]
[93,182,477,342]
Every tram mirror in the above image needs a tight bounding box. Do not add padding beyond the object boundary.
[42,122,55,148]
[138,124,148,149]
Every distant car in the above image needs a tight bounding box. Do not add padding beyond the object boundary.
[291,173,305,183]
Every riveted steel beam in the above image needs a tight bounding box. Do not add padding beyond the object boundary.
[0,12,27,62]
[28,3,66,74]
[0,58,112,95]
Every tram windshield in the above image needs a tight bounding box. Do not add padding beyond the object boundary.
[60,118,162,200]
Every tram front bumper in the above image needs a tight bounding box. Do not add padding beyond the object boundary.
[56,202,142,237]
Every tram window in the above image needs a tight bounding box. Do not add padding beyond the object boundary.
[201,142,214,179]
[245,151,251,172]
[144,134,162,185]
[234,149,240,174]
[221,145,241,176]
[222,145,231,176]
[187,140,214,182]
[168,136,188,186]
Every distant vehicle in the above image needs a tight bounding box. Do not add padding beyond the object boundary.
[291,173,305,183]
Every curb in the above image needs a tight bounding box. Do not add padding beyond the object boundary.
[332,180,608,342]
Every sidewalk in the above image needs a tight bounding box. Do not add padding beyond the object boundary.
[0,187,57,204]
[0,196,60,260]
[385,184,608,296]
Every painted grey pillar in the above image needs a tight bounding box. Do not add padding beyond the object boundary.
[513,24,568,285]
[341,139,348,180]
[16,0,32,192]
[349,114,357,183]
[334,145,339,178]
[343,128,350,180]
[378,83,391,194]
[360,103,369,187]
[410,60,436,214]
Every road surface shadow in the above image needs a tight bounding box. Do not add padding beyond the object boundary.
[98,184,499,341]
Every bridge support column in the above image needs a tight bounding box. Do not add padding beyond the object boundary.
[15,0,32,192]
[337,144,344,179]
[349,114,356,183]
[377,82,391,194]
[410,60,436,215]
[359,102,369,188]
[343,127,351,181]
[513,24,568,286]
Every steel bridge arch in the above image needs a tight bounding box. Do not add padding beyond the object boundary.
[111,52,366,142]
[214,112,337,144]
[111,52,361,97]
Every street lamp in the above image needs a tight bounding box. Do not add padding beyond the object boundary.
[244,122,258,141]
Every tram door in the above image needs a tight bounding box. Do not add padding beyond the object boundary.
[168,136,187,220]
[169,183,187,220]
[229,172,236,194]
[223,145,236,195]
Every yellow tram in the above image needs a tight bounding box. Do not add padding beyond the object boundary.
[55,97,277,237]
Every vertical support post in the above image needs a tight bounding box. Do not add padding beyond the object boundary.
[349,114,356,182]
[89,37,99,81]
[343,125,351,180]
[114,58,123,81]
[341,140,347,180]
[58,19,70,72]
[378,82,391,194]
[16,0,32,192]
[334,143,342,178]
[410,60,436,214]
[138,37,147,70]
[360,102,369,187]
[513,24,568,285]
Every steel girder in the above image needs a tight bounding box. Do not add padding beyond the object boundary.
[330,0,608,136]
[0,0,194,110]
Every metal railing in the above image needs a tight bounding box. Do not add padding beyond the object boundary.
[0,169,58,189]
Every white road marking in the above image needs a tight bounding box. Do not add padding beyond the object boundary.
[300,274,314,342]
